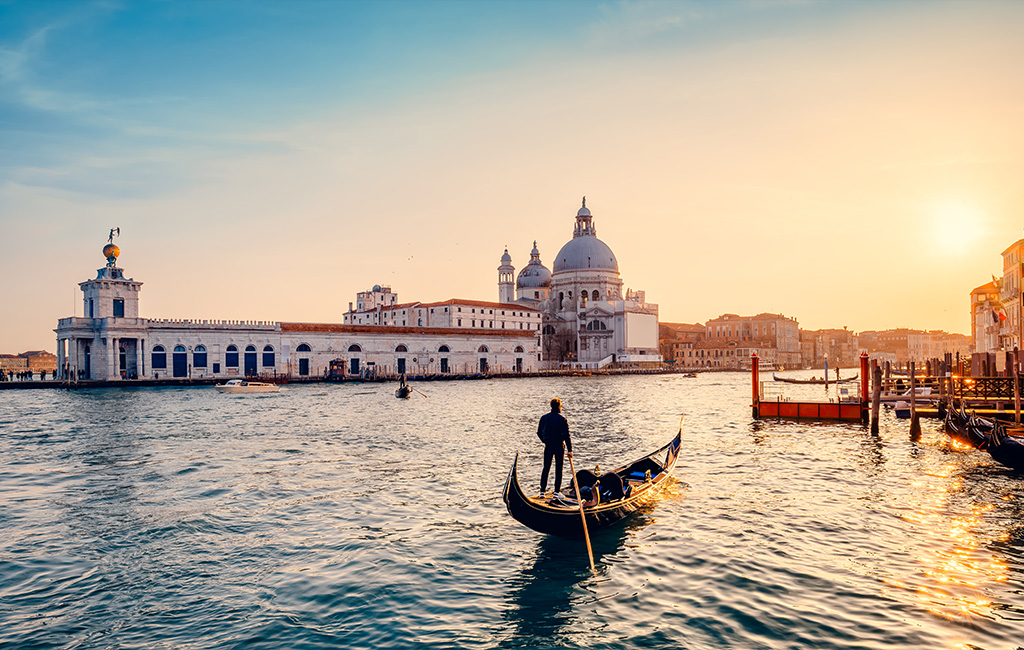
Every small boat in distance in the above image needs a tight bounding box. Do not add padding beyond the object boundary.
[215,379,280,394]
[772,373,858,385]
[395,385,411,399]
[503,421,683,537]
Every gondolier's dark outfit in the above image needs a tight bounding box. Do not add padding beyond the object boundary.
[537,405,572,494]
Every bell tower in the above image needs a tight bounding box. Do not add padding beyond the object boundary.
[498,247,515,303]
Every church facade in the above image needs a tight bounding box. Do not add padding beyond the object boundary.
[498,199,662,368]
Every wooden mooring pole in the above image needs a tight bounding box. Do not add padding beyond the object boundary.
[909,360,921,440]
[1015,347,1021,426]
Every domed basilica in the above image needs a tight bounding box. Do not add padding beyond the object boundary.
[499,198,661,368]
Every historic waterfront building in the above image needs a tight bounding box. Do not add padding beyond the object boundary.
[971,280,1003,355]
[55,236,540,381]
[497,199,661,368]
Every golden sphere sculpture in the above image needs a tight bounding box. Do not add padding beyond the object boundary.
[103,243,120,265]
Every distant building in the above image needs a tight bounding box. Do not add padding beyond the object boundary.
[1000,239,1024,350]
[799,328,859,369]
[971,280,1003,355]
[858,329,913,363]
[699,313,801,369]
[858,328,969,363]
[0,351,58,375]
[659,322,705,367]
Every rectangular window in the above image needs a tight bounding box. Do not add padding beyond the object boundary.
[113,298,125,318]
[226,351,238,367]
[213,363,220,373]
[194,351,207,367]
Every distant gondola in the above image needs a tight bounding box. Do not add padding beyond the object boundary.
[395,385,411,399]
[772,374,858,385]
[502,424,682,537]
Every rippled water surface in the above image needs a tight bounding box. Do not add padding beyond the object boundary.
[2,373,1023,649]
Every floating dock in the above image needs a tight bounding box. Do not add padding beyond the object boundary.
[752,353,869,422]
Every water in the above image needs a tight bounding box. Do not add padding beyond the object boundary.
[1,373,1022,649]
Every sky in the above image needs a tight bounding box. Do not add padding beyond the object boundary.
[2,0,1023,353]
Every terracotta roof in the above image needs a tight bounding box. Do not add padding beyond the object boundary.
[418,298,539,312]
[281,322,536,338]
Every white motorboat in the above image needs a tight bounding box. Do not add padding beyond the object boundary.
[215,379,280,394]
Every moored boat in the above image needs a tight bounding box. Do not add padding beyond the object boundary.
[772,374,858,385]
[215,379,280,394]
[502,423,683,537]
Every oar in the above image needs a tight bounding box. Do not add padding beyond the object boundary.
[412,387,428,398]
[566,449,596,574]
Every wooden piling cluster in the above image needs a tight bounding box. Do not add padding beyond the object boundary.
[753,348,1024,427]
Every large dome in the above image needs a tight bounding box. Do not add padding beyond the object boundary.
[553,236,618,273]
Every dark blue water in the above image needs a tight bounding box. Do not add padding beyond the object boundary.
[1,373,1022,649]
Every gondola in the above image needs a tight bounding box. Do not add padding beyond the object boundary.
[965,417,1024,471]
[502,423,682,537]
[395,385,411,398]
[772,373,858,384]
[942,404,990,448]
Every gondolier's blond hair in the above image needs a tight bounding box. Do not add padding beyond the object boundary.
[550,398,561,411]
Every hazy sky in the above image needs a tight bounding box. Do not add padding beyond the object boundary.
[2,0,1023,352]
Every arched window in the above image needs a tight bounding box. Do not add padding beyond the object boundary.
[395,344,408,352]
[194,344,207,368]
[558,292,564,309]
[152,345,167,369]
[246,345,256,352]
[592,290,599,301]
[296,343,312,352]
[478,345,489,353]
[226,345,238,367]
[348,344,361,353]
[514,346,524,353]
[173,345,186,352]
[263,345,275,367]
[438,345,450,353]
[543,325,555,335]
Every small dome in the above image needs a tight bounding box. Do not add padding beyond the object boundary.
[517,264,551,289]
[103,243,120,261]
[500,248,512,263]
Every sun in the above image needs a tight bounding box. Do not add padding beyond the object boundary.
[926,201,987,255]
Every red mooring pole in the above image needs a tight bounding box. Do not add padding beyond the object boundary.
[751,352,760,419]
[860,352,870,422]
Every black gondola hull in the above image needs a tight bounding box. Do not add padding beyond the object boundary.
[502,429,682,537]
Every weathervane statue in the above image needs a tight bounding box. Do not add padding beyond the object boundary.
[103,227,121,267]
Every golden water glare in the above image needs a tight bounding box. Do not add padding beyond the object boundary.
[887,457,1010,626]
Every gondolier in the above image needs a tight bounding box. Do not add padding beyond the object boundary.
[537,398,572,495]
